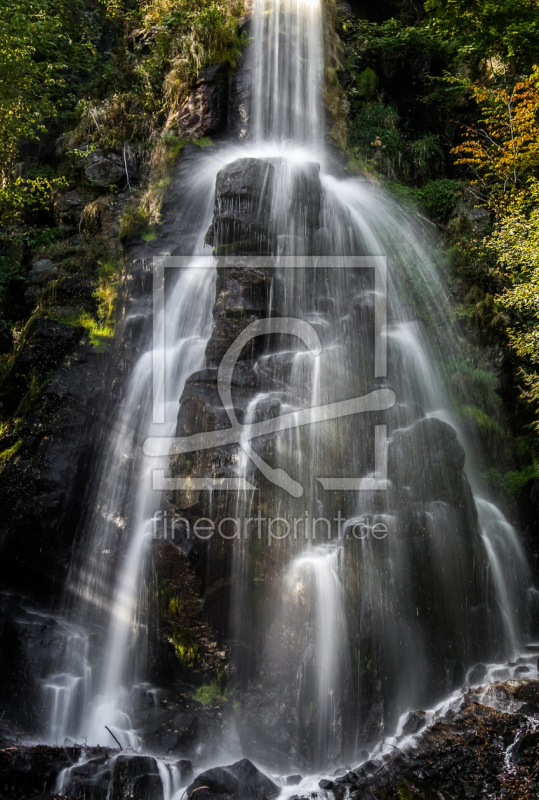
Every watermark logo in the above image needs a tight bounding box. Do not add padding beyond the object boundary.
[144,256,395,495]
[151,510,390,544]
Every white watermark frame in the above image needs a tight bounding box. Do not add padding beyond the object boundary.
[145,256,394,495]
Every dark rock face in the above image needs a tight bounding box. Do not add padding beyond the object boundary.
[331,690,539,800]
[389,416,467,503]
[0,605,39,734]
[401,710,427,736]
[0,745,170,800]
[205,258,272,365]
[206,157,322,256]
[54,190,95,231]
[27,259,62,285]
[0,337,107,596]
[0,745,88,800]
[18,319,83,373]
[174,759,194,786]
[111,755,163,800]
[207,158,279,255]
[468,663,488,686]
[83,148,131,190]
[175,64,230,139]
[186,758,279,800]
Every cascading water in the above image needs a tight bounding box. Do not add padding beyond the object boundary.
[43,183,218,746]
[44,0,533,781]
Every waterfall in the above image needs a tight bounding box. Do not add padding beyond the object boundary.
[251,0,324,146]
[43,171,219,746]
[44,0,532,774]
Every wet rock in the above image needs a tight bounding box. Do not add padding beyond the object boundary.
[359,760,381,775]
[468,663,487,685]
[514,665,533,677]
[111,755,163,800]
[227,48,252,140]
[174,759,194,786]
[389,416,467,503]
[518,702,539,717]
[402,710,427,735]
[319,778,334,790]
[344,696,539,799]
[335,770,359,784]
[174,63,229,138]
[507,679,539,703]
[149,710,199,754]
[186,758,279,800]
[0,745,83,799]
[61,754,113,800]
[208,158,278,255]
[285,774,302,785]
[213,258,271,318]
[0,608,39,732]
[0,340,107,595]
[82,193,130,243]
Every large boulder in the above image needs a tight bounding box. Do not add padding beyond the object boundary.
[83,148,129,190]
[388,416,467,504]
[186,758,279,800]
[206,157,322,256]
[207,158,279,255]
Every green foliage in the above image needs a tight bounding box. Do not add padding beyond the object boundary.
[418,179,461,224]
[194,680,231,706]
[172,626,199,667]
[0,0,68,168]
[424,0,539,71]
[159,582,183,619]
[387,179,461,224]
[503,465,539,494]
[356,68,377,99]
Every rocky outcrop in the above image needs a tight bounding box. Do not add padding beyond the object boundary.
[54,190,95,232]
[186,758,279,800]
[0,335,107,596]
[173,64,230,139]
[82,147,138,191]
[0,746,168,800]
[314,685,539,800]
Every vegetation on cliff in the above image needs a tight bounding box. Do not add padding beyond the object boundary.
[339,0,539,509]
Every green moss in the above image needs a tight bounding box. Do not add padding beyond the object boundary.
[0,439,21,462]
[140,227,159,243]
[159,582,183,620]
[119,206,151,242]
[456,404,505,438]
[503,466,539,496]
[194,680,231,706]
[397,783,415,800]
[172,626,200,667]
